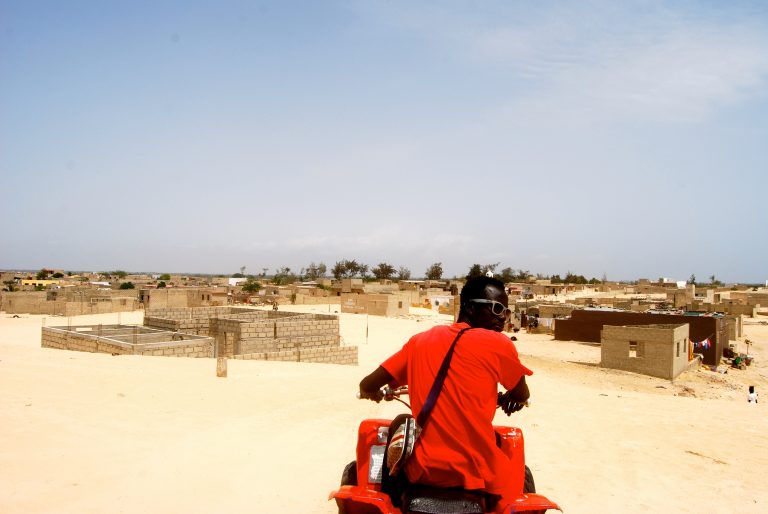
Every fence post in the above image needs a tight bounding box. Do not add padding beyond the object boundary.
[216,356,227,378]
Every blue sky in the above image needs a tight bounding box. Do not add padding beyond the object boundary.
[1,1,766,282]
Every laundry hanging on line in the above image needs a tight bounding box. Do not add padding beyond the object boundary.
[692,337,711,350]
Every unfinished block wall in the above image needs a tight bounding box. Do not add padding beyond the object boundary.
[214,313,354,364]
[42,325,214,357]
[145,307,262,334]
[146,308,356,365]
[234,315,339,353]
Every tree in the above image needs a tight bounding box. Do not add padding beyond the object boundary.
[159,273,171,281]
[397,266,411,281]
[119,282,135,289]
[240,266,246,276]
[157,281,167,288]
[499,267,515,283]
[52,272,64,279]
[35,269,50,280]
[272,267,297,285]
[242,278,261,293]
[551,274,563,284]
[331,261,346,280]
[688,274,696,285]
[304,262,327,281]
[113,270,127,279]
[345,260,361,278]
[466,264,484,279]
[231,272,245,278]
[332,259,363,279]
[425,262,443,280]
[564,271,588,284]
[372,262,396,280]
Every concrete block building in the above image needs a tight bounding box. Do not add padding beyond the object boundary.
[601,324,690,380]
[555,309,728,366]
[40,307,357,365]
[339,293,409,317]
[139,287,229,310]
[144,307,357,365]
[42,324,214,357]
[2,289,139,315]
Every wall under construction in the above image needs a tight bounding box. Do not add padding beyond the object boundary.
[41,324,214,357]
[145,307,357,366]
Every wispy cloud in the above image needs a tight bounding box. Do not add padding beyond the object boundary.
[538,23,768,122]
[366,1,768,123]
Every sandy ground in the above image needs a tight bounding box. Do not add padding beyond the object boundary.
[1,306,767,514]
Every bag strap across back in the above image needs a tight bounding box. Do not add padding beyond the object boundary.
[416,327,470,427]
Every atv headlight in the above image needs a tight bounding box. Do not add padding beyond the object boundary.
[368,445,385,483]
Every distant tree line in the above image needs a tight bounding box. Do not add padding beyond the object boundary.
[19,266,736,290]
[229,261,605,284]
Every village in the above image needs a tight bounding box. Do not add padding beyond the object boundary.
[2,266,766,514]
[1,267,765,381]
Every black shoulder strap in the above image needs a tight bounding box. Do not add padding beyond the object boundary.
[416,327,470,427]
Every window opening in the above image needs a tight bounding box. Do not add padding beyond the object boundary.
[629,341,645,358]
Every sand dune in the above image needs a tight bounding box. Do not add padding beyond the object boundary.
[1,307,766,513]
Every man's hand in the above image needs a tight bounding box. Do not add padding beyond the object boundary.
[497,376,530,415]
[497,391,526,415]
[358,387,384,402]
[359,366,395,403]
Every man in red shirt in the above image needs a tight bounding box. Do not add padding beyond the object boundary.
[359,276,532,504]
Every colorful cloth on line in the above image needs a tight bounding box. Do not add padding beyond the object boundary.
[692,338,711,350]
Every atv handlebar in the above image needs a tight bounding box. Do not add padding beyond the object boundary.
[356,386,409,400]
[498,392,532,409]
[357,386,529,410]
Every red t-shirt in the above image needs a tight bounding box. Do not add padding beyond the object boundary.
[381,322,532,494]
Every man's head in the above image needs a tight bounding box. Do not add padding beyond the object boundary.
[458,276,510,331]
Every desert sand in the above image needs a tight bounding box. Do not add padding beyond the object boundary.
[1,306,766,514]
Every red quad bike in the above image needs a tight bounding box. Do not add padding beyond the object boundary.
[329,387,560,514]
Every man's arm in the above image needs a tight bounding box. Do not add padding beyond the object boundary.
[359,366,395,402]
[498,376,529,415]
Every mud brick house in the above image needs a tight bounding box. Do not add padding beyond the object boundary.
[601,324,691,380]
[555,309,728,366]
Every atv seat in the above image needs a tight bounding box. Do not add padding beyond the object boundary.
[402,485,487,514]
